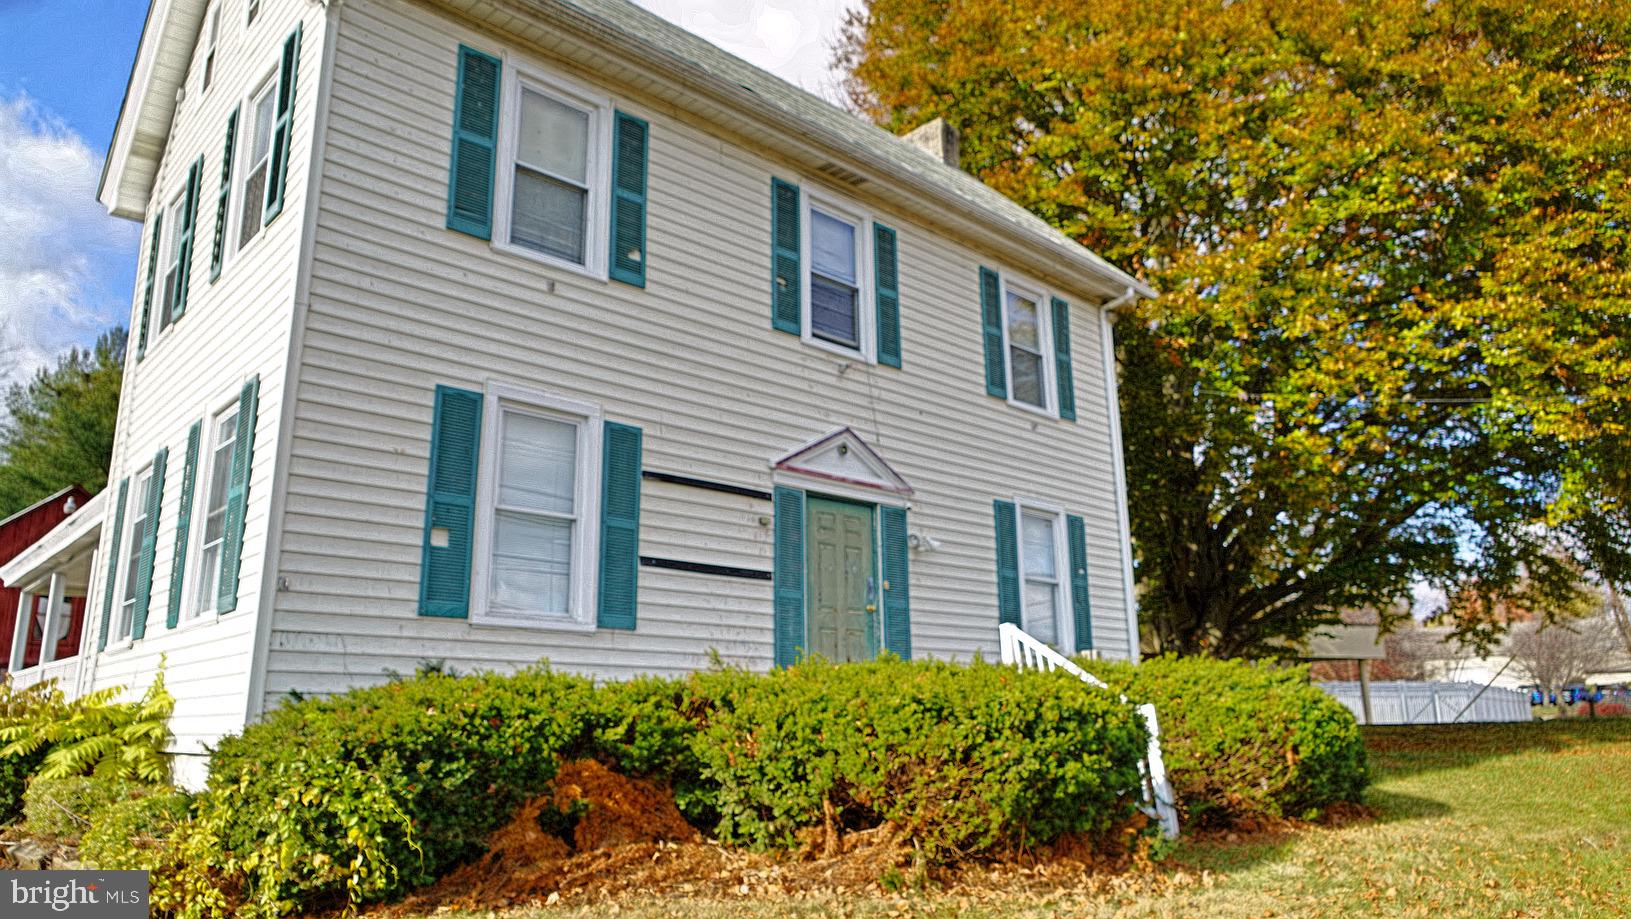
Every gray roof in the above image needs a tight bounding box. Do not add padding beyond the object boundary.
[541,0,1154,299]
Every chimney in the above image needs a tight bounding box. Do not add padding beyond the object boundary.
[903,117,960,170]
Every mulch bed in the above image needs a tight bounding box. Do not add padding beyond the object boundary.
[372,760,1203,915]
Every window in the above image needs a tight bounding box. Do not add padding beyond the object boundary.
[495,66,610,274]
[809,208,861,349]
[472,384,601,627]
[246,0,260,26]
[1019,506,1068,649]
[156,190,187,336]
[1005,285,1049,410]
[191,404,239,619]
[237,78,276,250]
[202,4,221,91]
[113,466,155,645]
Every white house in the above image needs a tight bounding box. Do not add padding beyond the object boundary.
[5,0,1153,784]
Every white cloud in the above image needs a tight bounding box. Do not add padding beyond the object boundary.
[633,0,857,102]
[0,92,137,394]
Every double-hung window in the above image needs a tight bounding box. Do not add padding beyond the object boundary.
[1005,283,1051,411]
[156,190,188,336]
[190,403,239,619]
[237,77,277,251]
[1018,504,1070,649]
[472,384,602,628]
[202,4,222,92]
[112,466,156,645]
[496,67,610,274]
[809,207,862,350]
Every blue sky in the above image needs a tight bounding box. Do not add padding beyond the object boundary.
[0,0,848,394]
[0,0,148,392]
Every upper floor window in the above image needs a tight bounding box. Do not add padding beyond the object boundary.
[1005,285,1050,410]
[494,66,610,275]
[471,383,603,628]
[237,76,277,250]
[202,4,222,91]
[809,207,862,350]
[157,189,188,334]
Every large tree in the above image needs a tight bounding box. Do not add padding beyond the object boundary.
[0,330,125,517]
[839,0,1631,656]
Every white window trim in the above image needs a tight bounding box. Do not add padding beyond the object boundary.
[997,271,1059,418]
[181,388,245,628]
[226,71,278,268]
[202,2,222,93]
[1013,497,1074,652]
[470,380,603,631]
[800,190,877,363]
[490,55,614,281]
[150,188,186,344]
[105,464,155,653]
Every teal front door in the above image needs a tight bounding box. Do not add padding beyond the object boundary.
[806,497,876,662]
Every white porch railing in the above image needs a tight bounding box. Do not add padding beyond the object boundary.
[7,655,81,693]
[998,623,1180,838]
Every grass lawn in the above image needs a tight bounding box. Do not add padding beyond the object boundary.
[425,719,1631,918]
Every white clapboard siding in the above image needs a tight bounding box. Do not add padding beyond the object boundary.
[261,0,1135,707]
[81,0,327,771]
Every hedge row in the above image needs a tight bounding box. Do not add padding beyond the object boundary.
[1095,656,1368,825]
[158,661,1151,916]
[22,655,1366,918]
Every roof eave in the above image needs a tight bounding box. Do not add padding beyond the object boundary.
[515,0,1156,303]
[98,0,208,221]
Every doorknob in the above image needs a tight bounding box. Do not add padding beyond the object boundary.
[865,604,877,613]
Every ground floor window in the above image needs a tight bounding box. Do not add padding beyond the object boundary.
[473,384,601,627]
[113,466,155,644]
[1019,505,1068,648]
[191,403,240,619]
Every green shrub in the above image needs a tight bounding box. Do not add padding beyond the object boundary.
[22,774,148,844]
[687,658,1149,859]
[184,666,601,916]
[78,787,191,871]
[0,672,174,783]
[0,680,61,823]
[1094,656,1368,825]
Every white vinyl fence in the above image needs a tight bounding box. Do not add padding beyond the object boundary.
[1319,680,1533,725]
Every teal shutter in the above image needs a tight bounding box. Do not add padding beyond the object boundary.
[993,499,1020,625]
[770,178,801,334]
[136,213,162,361]
[167,420,202,628]
[419,385,483,617]
[131,448,168,640]
[98,478,130,651]
[1052,296,1076,421]
[217,377,260,613]
[608,111,649,288]
[170,156,203,322]
[772,485,806,667]
[210,107,239,282]
[264,24,302,224]
[597,421,643,629]
[874,223,901,368]
[1066,514,1093,652]
[879,505,911,659]
[980,267,1006,397]
[446,46,502,239]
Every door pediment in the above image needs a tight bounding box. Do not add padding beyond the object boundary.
[772,427,913,496]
